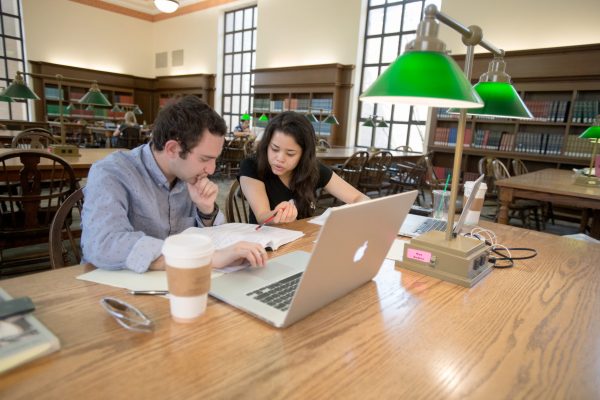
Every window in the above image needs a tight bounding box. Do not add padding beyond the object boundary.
[356,0,441,152]
[222,5,257,132]
[0,0,28,120]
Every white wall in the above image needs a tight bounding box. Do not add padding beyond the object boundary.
[22,0,154,77]
[255,0,363,68]
[439,0,600,54]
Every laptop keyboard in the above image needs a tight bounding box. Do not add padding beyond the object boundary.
[246,272,303,311]
[415,218,448,235]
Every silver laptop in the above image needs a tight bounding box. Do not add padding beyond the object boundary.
[399,174,485,237]
[210,190,418,328]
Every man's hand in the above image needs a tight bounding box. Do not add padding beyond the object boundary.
[187,177,218,215]
[212,241,268,269]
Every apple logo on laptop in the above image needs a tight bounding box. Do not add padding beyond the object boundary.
[353,240,368,263]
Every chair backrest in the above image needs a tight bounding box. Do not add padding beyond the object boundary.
[49,187,83,269]
[492,159,511,180]
[511,158,528,176]
[0,150,78,257]
[394,145,414,152]
[359,150,393,189]
[219,137,248,177]
[317,138,332,149]
[118,126,142,149]
[337,150,369,187]
[225,180,249,223]
[417,153,442,188]
[11,128,57,149]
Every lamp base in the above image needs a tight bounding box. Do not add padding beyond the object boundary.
[316,145,329,153]
[574,174,600,187]
[398,230,492,287]
[48,144,80,157]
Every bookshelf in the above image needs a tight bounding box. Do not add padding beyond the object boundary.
[252,64,354,146]
[426,44,600,178]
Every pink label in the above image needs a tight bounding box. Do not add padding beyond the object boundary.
[406,248,432,263]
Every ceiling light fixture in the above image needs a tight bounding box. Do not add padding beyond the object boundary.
[154,0,179,14]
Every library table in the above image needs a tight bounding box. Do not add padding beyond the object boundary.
[1,220,599,399]
[496,168,600,238]
[0,147,119,180]
[316,147,422,166]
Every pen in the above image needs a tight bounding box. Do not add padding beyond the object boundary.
[128,290,169,295]
[255,213,276,231]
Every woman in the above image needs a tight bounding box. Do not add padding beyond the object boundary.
[239,111,369,225]
[112,111,140,148]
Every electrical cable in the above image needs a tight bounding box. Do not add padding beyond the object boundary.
[464,227,537,269]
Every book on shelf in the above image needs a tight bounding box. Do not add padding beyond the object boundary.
[524,100,570,122]
[0,288,60,374]
[183,223,304,251]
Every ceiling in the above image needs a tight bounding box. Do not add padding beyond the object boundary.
[71,0,236,21]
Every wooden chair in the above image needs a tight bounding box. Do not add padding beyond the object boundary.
[358,150,393,197]
[225,180,249,223]
[11,128,58,149]
[318,150,369,207]
[511,158,528,176]
[388,161,428,200]
[218,137,247,178]
[492,159,544,230]
[317,138,332,149]
[49,187,83,269]
[0,150,78,274]
[394,145,414,152]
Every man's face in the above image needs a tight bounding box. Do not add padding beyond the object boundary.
[170,131,224,184]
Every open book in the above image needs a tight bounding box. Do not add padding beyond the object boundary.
[183,223,304,251]
[0,288,60,374]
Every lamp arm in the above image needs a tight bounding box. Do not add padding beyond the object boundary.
[20,71,101,86]
[427,5,504,57]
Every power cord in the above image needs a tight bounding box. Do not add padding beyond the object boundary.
[464,227,537,269]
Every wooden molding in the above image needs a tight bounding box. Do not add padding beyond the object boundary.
[69,0,238,22]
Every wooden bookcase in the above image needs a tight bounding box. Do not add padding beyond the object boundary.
[28,61,215,130]
[252,64,354,146]
[426,44,600,178]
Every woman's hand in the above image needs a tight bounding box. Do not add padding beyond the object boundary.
[271,200,297,224]
[212,241,268,268]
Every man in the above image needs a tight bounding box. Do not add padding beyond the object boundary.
[81,96,267,273]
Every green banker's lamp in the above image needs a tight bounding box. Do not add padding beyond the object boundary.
[575,116,600,186]
[360,4,532,287]
[1,72,111,156]
[362,115,388,151]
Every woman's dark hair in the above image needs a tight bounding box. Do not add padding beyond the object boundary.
[151,96,226,159]
[256,111,318,218]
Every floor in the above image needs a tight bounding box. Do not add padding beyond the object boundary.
[1,178,588,279]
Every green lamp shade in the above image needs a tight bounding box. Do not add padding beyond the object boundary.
[323,114,339,125]
[447,82,533,119]
[65,103,74,112]
[360,51,483,108]
[133,105,143,115]
[363,119,375,127]
[2,81,40,100]
[241,112,251,121]
[305,113,318,123]
[377,119,388,128]
[579,125,600,140]
[0,93,13,102]
[259,113,269,122]
[79,83,111,106]
[111,104,123,113]
[85,104,94,111]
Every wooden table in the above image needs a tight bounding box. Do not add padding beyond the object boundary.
[0,148,118,180]
[1,220,599,399]
[317,147,422,166]
[496,168,600,238]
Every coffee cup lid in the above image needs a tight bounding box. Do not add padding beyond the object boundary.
[162,233,214,259]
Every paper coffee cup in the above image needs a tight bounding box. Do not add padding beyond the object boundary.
[463,182,488,226]
[162,233,214,323]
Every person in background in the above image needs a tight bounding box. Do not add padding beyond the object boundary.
[238,111,370,225]
[81,96,268,273]
[112,111,139,147]
[233,119,255,139]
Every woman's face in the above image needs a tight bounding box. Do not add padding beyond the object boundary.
[267,131,303,179]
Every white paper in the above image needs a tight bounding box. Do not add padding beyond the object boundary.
[385,239,406,262]
[183,223,304,250]
[309,208,333,226]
